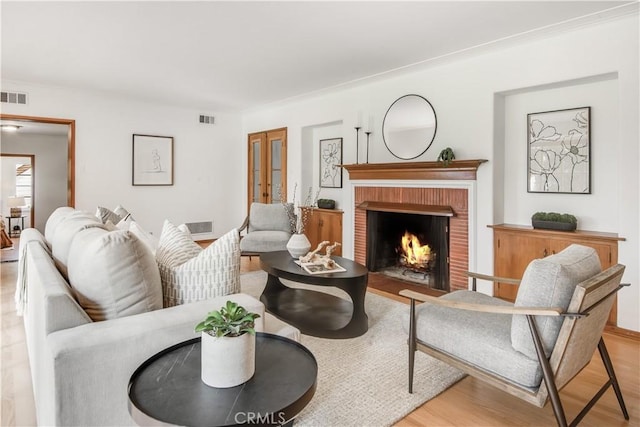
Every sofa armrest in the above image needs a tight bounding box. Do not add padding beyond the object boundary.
[42,294,264,426]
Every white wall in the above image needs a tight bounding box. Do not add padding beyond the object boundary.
[300,121,345,209]
[500,75,619,230]
[243,15,639,331]
[0,81,245,238]
[2,133,67,232]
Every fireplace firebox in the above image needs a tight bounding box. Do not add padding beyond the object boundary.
[364,207,450,291]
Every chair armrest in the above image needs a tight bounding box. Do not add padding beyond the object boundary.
[465,271,521,285]
[238,215,249,233]
[399,289,563,316]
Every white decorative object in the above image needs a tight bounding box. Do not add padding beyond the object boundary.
[201,331,256,388]
[286,233,311,258]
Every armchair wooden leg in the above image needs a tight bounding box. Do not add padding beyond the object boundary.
[408,298,417,394]
[526,315,568,427]
[598,338,629,420]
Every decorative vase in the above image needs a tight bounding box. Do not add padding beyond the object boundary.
[286,233,311,258]
[201,332,255,388]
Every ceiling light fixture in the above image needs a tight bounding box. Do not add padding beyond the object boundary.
[0,124,22,132]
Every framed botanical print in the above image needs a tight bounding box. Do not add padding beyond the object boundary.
[527,107,590,194]
[132,134,174,186]
[319,137,343,188]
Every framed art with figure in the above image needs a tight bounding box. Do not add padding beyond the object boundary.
[132,134,174,186]
[319,137,342,188]
[527,107,590,194]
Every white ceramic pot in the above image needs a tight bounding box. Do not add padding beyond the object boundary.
[201,332,255,388]
[286,233,311,258]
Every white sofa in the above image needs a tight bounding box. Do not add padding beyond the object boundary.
[17,207,299,426]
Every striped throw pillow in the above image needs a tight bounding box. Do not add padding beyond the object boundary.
[156,220,240,307]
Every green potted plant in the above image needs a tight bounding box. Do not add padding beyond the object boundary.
[437,147,455,166]
[531,212,578,232]
[195,300,261,388]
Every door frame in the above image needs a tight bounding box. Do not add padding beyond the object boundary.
[0,114,75,207]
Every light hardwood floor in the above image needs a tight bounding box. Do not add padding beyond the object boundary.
[2,256,638,426]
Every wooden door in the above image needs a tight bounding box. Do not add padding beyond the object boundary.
[247,128,287,210]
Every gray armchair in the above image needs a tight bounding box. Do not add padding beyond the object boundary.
[239,202,294,255]
[401,244,628,427]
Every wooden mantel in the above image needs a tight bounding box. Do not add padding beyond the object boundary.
[341,159,487,181]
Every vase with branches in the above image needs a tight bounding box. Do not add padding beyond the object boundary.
[279,184,320,257]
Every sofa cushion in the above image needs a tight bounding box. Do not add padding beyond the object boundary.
[156,221,240,307]
[511,244,601,359]
[248,202,293,233]
[67,227,163,321]
[403,290,544,388]
[51,211,105,278]
[44,207,75,245]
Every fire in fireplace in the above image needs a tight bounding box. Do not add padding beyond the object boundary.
[363,204,450,291]
[398,231,437,275]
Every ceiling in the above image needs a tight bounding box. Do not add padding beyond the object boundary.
[1,1,636,113]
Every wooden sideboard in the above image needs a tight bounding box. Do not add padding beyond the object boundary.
[302,208,343,256]
[489,224,624,325]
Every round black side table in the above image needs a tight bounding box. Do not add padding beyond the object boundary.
[128,333,317,426]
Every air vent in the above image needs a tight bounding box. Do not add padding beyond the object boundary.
[185,221,213,234]
[1,91,28,105]
[199,115,215,125]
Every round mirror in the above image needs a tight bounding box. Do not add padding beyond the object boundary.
[382,94,437,160]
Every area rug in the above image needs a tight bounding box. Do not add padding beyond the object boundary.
[240,271,465,427]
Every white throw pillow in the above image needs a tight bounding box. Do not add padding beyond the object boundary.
[51,211,105,278]
[44,206,76,245]
[129,221,160,254]
[156,221,240,307]
[67,227,163,321]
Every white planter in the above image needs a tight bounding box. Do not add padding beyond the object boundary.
[201,332,255,388]
[286,233,311,258]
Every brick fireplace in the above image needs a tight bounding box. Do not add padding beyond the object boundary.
[343,160,486,293]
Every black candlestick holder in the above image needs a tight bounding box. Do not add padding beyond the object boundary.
[354,126,361,164]
[365,131,371,164]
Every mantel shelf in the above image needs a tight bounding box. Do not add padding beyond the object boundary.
[358,201,454,217]
[341,159,487,181]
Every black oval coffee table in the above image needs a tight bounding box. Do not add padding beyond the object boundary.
[260,251,369,339]
[128,333,317,426]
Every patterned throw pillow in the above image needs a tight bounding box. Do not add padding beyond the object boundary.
[95,205,133,228]
[156,221,240,307]
[95,206,123,224]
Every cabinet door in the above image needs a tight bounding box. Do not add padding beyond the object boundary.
[302,209,343,256]
[320,211,343,256]
[494,232,548,302]
[547,239,613,268]
[304,209,321,251]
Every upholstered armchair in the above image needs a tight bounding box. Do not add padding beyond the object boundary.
[239,202,294,255]
[401,244,628,427]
